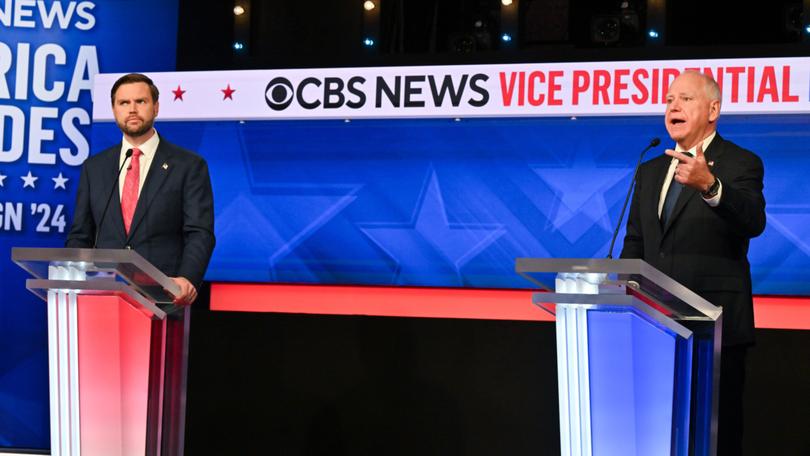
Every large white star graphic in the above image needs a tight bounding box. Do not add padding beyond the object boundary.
[21,171,38,189]
[359,168,505,285]
[0,172,6,187]
[52,173,69,190]
[530,151,633,243]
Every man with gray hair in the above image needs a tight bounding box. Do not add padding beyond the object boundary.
[621,70,766,455]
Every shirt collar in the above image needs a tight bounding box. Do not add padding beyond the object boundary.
[121,129,160,159]
[674,131,716,155]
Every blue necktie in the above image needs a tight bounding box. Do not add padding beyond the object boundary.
[661,152,693,227]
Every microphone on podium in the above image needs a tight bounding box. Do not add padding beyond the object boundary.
[606,137,661,259]
[94,149,134,248]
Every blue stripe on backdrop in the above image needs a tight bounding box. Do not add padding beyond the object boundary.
[92,113,810,295]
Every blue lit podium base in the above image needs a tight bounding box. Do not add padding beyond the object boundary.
[517,258,722,456]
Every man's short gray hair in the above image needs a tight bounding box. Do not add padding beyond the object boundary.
[681,70,721,103]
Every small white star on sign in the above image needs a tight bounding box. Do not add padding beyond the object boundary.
[21,171,38,189]
[0,173,6,187]
[53,173,69,190]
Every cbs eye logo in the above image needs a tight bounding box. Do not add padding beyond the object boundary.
[265,77,294,110]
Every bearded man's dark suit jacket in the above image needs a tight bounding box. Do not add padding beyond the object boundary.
[66,138,215,287]
[620,134,765,346]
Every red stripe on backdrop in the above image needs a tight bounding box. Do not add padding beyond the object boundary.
[753,296,810,330]
[210,283,551,321]
[209,283,810,330]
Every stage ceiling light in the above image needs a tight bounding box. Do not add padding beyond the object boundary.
[233,5,245,16]
[364,1,376,11]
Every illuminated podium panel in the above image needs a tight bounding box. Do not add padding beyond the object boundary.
[516,258,722,456]
[13,248,188,456]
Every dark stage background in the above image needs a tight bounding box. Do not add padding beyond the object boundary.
[183,297,810,455]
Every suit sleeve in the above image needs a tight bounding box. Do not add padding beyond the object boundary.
[619,170,645,259]
[177,156,216,286]
[715,151,766,239]
[65,163,95,248]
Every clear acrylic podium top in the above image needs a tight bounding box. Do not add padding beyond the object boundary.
[515,257,721,323]
[12,247,181,318]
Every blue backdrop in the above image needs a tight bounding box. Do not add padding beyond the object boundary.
[92,113,810,295]
[0,0,178,448]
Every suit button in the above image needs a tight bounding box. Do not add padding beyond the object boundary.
[659,251,665,258]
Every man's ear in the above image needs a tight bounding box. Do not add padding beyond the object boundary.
[708,99,720,123]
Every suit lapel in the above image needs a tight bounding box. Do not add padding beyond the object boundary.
[649,157,670,237]
[126,141,173,242]
[104,146,128,240]
[662,135,725,235]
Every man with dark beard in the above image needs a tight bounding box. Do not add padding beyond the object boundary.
[66,73,215,305]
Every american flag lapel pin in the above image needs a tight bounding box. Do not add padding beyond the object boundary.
[708,160,715,167]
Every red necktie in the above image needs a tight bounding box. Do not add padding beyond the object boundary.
[121,148,143,235]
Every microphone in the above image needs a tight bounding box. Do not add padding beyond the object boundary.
[606,137,661,259]
[94,149,133,248]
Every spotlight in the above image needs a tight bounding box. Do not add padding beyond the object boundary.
[233,41,244,50]
[363,37,375,46]
[501,33,512,42]
[233,5,245,16]
[363,1,375,11]
[648,29,659,39]
[805,25,810,34]
[501,0,513,5]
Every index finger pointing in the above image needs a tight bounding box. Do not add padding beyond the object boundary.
[664,149,694,162]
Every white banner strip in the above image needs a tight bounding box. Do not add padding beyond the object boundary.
[93,57,810,121]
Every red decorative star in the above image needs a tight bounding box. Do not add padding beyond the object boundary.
[221,84,236,100]
[172,85,186,101]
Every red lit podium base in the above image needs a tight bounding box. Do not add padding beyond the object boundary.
[13,248,188,456]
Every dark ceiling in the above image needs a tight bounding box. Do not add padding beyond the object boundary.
[177,0,810,71]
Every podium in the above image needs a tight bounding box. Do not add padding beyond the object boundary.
[516,258,722,456]
[12,248,188,456]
